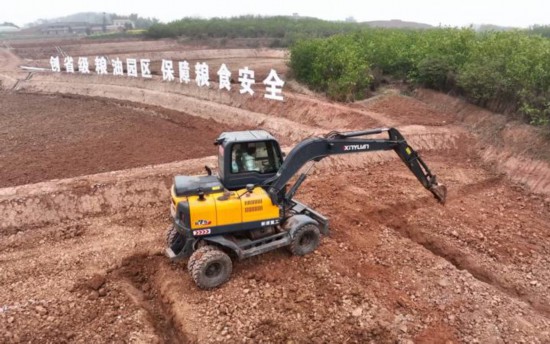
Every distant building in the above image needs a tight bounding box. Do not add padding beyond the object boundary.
[0,26,20,33]
[113,19,135,30]
[37,21,125,35]
[40,22,91,35]
[89,25,105,34]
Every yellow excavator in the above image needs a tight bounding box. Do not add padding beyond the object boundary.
[165,128,447,289]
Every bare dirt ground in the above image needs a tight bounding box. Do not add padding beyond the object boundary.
[1,40,550,343]
[0,92,246,187]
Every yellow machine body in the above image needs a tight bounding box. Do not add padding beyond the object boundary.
[171,186,280,230]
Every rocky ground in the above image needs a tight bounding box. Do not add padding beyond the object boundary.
[0,39,549,343]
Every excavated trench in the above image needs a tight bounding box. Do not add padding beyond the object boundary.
[369,196,550,318]
[109,254,191,344]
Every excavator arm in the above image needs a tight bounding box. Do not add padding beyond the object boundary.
[263,127,447,205]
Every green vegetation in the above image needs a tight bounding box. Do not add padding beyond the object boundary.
[291,36,371,101]
[528,25,550,38]
[146,16,550,128]
[146,16,364,44]
[87,30,146,39]
[290,29,550,128]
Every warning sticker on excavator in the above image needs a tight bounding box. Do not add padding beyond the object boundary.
[193,228,211,236]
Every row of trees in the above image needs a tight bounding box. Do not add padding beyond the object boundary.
[146,15,365,42]
[290,29,550,127]
[528,25,550,38]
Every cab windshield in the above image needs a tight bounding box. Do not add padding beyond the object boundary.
[230,141,281,174]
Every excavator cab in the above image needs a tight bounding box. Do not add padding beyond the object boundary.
[215,130,284,190]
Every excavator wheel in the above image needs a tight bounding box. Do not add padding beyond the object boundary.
[187,245,219,272]
[289,223,321,256]
[190,247,233,289]
[165,224,179,247]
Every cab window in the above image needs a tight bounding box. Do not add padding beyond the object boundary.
[231,141,282,174]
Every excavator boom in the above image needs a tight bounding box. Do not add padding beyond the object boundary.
[264,127,447,205]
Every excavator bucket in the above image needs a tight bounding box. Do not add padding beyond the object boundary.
[429,183,447,204]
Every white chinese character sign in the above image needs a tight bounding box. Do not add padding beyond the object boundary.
[195,62,210,87]
[64,56,74,73]
[127,59,138,77]
[141,59,152,78]
[78,57,90,74]
[238,67,255,95]
[46,53,285,101]
[95,56,108,75]
[112,58,124,76]
[161,59,175,82]
[263,69,285,101]
[50,56,60,72]
[217,64,231,91]
[179,61,191,84]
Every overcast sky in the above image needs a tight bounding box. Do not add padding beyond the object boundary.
[4,0,550,28]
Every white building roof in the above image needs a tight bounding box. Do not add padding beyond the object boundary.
[0,26,20,32]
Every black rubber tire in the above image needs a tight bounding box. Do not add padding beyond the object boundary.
[187,245,219,272]
[165,225,179,247]
[289,224,321,256]
[190,249,233,289]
